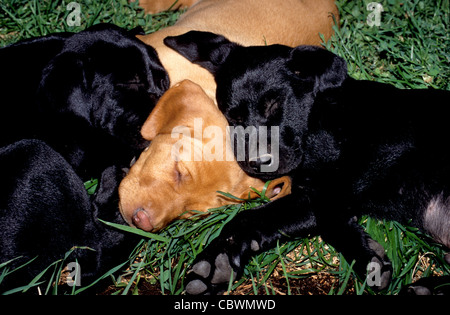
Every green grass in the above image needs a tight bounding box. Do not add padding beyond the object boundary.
[1,0,449,295]
[0,0,182,46]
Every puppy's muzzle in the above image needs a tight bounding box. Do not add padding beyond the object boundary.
[132,208,154,232]
[249,154,273,172]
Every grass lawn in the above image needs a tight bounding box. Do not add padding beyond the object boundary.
[1,0,449,295]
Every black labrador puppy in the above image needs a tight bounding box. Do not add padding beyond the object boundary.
[0,140,132,293]
[0,24,169,293]
[0,23,169,179]
[164,31,450,295]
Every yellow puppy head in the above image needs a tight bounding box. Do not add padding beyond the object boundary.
[119,80,291,231]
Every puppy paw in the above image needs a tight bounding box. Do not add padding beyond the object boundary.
[185,253,237,295]
[445,253,450,265]
[366,255,392,291]
[404,285,432,295]
[184,231,262,295]
[400,276,450,295]
[365,239,392,291]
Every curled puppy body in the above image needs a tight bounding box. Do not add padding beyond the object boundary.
[0,23,169,179]
[119,80,291,232]
[0,24,168,292]
[137,0,339,100]
[165,32,450,294]
[0,140,138,293]
[118,0,336,231]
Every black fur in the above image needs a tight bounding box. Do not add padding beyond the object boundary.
[165,31,450,295]
[0,140,135,293]
[0,24,169,293]
[0,23,169,179]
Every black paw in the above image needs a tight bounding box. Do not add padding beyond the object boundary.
[185,253,237,295]
[185,232,265,295]
[365,239,392,291]
[400,276,450,295]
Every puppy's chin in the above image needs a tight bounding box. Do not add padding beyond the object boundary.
[238,160,294,180]
[238,161,275,180]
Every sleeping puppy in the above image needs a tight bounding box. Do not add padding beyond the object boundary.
[117,0,337,231]
[0,23,169,179]
[119,80,291,232]
[0,24,168,293]
[0,140,138,293]
[164,32,450,295]
[137,0,339,101]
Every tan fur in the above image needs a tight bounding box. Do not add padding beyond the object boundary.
[137,0,339,100]
[119,1,337,231]
[136,0,199,14]
[119,80,291,231]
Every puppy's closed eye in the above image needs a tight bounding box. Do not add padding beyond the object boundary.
[116,74,146,91]
[258,92,282,119]
[263,99,279,118]
[174,161,190,184]
[117,82,146,91]
[174,167,183,184]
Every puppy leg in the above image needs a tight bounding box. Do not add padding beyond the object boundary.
[185,187,392,294]
[400,276,450,295]
[0,140,92,291]
[0,141,137,293]
[319,216,392,291]
[89,165,140,273]
[92,165,126,223]
[185,192,318,295]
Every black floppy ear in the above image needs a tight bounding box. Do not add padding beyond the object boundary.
[289,46,348,92]
[143,45,170,98]
[128,26,145,36]
[164,31,238,75]
[37,51,92,118]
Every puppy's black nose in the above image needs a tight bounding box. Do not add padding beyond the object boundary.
[249,154,272,171]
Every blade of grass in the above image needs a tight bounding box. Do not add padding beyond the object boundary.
[98,219,170,243]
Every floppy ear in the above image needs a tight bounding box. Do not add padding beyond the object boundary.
[37,51,91,119]
[128,26,146,36]
[140,81,194,140]
[140,99,170,140]
[141,80,215,140]
[239,176,292,200]
[288,46,348,92]
[164,31,238,75]
[143,44,171,98]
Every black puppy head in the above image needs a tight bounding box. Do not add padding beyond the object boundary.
[165,31,347,177]
[38,24,169,171]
